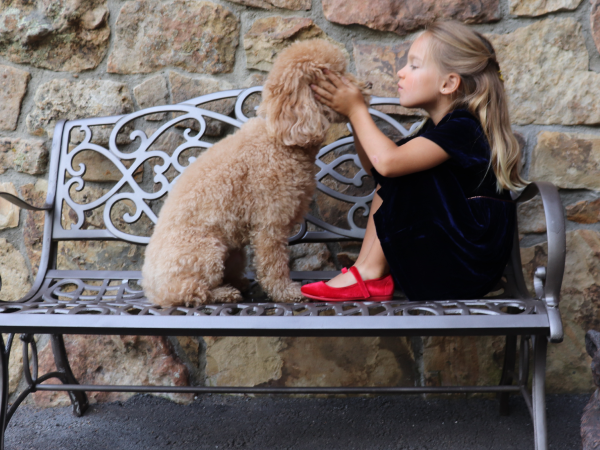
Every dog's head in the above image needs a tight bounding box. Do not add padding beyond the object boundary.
[257,39,371,148]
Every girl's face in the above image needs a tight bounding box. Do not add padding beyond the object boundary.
[397,34,444,111]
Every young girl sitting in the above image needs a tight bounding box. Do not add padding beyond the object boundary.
[301,20,527,302]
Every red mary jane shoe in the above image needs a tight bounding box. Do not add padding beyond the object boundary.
[301,266,394,302]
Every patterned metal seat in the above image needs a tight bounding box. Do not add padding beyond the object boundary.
[0,88,565,450]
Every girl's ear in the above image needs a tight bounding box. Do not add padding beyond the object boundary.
[261,63,330,148]
[441,73,461,95]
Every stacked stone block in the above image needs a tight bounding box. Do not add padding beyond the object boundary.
[0,0,599,407]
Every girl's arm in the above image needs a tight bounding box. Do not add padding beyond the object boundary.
[312,71,450,178]
[351,130,373,174]
[348,106,449,177]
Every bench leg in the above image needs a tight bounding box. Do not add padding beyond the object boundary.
[532,334,548,450]
[498,334,517,416]
[0,334,10,450]
[50,334,89,417]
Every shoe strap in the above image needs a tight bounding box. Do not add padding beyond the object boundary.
[349,266,370,299]
[341,267,348,273]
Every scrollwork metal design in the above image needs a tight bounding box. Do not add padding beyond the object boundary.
[0,273,543,317]
[20,334,38,386]
[53,90,417,244]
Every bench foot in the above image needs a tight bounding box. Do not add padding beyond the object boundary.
[0,333,91,440]
[0,333,90,449]
[50,334,89,417]
[497,334,546,448]
[0,334,12,450]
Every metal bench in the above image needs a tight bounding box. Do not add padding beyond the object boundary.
[0,88,565,450]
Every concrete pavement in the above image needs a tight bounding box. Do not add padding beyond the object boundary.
[4,393,589,449]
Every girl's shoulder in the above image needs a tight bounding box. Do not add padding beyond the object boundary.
[397,109,482,145]
[429,109,482,135]
[439,109,478,122]
[418,109,490,169]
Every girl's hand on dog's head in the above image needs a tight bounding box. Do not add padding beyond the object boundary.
[311,69,367,120]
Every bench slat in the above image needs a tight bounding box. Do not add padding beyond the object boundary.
[0,313,549,337]
[42,269,341,281]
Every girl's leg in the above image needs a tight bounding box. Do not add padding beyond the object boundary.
[326,190,390,287]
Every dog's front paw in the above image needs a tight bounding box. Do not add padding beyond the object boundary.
[272,282,304,304]
[210,285,243,304]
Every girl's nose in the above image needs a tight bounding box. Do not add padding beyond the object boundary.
[397,68,404,79]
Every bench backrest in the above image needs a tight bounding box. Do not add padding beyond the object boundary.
[39,88,531,303]
[50,88,415,245]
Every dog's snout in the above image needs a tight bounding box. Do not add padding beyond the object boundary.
[364,81,373,90]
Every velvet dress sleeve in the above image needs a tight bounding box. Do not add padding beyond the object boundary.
[419,111,490,170]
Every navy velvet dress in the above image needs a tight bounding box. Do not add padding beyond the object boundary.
[371,109,516,301]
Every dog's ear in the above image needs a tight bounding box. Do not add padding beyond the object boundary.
[259,63,329,148]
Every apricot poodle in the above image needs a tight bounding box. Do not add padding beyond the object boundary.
[142,39,370,307]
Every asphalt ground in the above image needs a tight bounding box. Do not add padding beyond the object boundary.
[4,393,589,450]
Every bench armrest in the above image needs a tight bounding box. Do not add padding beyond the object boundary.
[0,193,51,211]
[0,192,52,303]
[0,121,64,304]
[514,181,565,343]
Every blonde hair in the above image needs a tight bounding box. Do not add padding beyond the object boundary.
[424,20,528,192]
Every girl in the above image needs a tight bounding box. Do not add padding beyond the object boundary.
[301,20,527,302]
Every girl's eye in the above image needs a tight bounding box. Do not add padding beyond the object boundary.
[410,65,417,70]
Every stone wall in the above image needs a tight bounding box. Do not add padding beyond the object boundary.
[1,0,600,407]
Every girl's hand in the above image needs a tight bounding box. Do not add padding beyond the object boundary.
[311,69,367,119]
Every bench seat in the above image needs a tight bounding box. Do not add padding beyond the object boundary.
[0,269,550,337]
[0,302,551,337]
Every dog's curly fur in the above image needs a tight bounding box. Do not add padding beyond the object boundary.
[141,39,370,307]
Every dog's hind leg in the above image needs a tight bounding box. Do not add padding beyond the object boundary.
[251,230,303,303]
[151,237,229,307]
[210,248,248,303]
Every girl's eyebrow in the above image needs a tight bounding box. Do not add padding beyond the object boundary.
[408,54,422,63]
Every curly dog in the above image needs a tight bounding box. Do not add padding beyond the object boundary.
[142,39,370,307]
